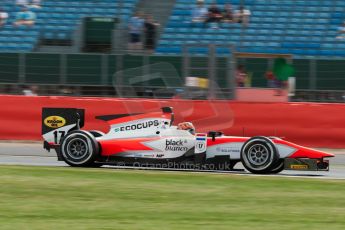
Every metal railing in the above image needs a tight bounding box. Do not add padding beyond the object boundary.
[1,48,345,102]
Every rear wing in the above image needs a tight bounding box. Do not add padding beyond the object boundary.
[42,108,85,148]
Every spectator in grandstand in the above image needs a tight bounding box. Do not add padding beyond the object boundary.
[0,8,9,27]
[29,0,42,8]
[128,12,144,51]
[234,5,251,26]
[265,70,276,88]
[172,88,184,99]
[191,0,208,23]
[60,87,74,95]
[13,7,36,26]
[16,0,28,6]
[236,65,247,87]
[222,3,233,23]
[205,2,223,28]
[273,58,294,96]
[22,86,38,96]
[144,15,160,53]
[336,21,345,39]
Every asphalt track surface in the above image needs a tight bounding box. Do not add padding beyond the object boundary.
[1,142,345,179]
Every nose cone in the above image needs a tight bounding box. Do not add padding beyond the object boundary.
[273,139,335,159]
[290,147,335,159]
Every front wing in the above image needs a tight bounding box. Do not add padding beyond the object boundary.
[284,158,330,171]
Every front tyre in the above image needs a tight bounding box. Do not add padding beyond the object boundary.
[60,130,99,167]
[241,136,279,174]
[270,160,285,174]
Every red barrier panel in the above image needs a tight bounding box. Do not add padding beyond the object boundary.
[1,95,345,148]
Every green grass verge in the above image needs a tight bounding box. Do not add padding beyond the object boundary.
[0,166,344,230]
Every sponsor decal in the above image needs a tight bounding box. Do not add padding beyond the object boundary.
[114,120,160,132]
[196,137,206,141]
[196,141,206,152]
[196,134,206,141]
[44,116,66,128]
[165,139,188,151]
[196,142,205,152]
[290,164,309,170]
[216,147,240,153]
[195,134,207,153]
[156,154,164,158]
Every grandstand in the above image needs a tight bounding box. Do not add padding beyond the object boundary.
[0,0,345,101]
[0,0,137,51]
[157,0,345,57]
[0,0,345,57]
[0,0,344,56]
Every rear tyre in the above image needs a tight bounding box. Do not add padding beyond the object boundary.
[87,131,105,167]
[241,136,279,174]
[89,130,105,138]
[60,130,99,167]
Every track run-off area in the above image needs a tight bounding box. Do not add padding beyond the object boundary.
[0,142,345,179]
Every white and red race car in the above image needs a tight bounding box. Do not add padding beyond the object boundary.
[42,107,334,174]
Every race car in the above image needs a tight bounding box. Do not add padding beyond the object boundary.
[42,107,334,174]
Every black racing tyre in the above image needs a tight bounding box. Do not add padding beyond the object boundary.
[241,136,279,174]
[270,160,285,174]
[60,130,99,167]
[87,131,104,167]
[89,130,105,138]
[86,162,104,168]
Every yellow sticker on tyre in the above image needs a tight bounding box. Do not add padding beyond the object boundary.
[44,116,66,128]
